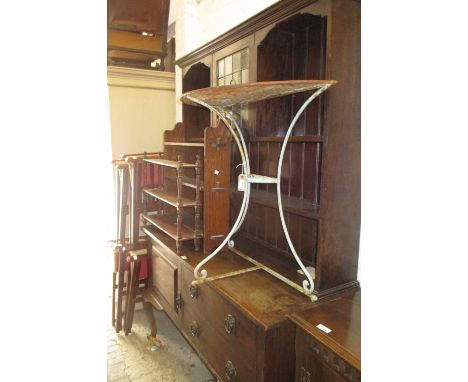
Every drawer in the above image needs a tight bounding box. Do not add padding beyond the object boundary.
[183,306,256,382]
[295,328,360,382]
[180,265,257,367]
[152,245,178,312]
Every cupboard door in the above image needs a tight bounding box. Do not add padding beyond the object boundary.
[151,246,178,312]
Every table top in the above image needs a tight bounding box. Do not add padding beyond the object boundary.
[180,80,337,108]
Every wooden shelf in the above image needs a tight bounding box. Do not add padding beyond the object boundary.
[233,235,309,286]
[165,175,204,190]
[250,135,322,143]
[143,158,197,168]
[142,213,202,241]
[143,187,197,207]
[186,137,204,143]
[231,187,319,220]
[141,200,164,212]
[165,141,205,147]
[181,80,336,108]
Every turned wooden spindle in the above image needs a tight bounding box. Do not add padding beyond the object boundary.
[176,154,184,253]
[194,154,202,251]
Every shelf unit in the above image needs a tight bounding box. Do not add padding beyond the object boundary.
[140,121,231,255]
[175,2,361,300]
[144,187,198,207]
[142,154,202,253]
[231,187,319,220]
[164,175,204,190]
[142,213,199,242]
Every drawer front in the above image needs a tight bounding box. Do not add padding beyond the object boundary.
[152,246,178,312]
[183,306,256,382]
[181,265,257,367]
[295,328,360,382]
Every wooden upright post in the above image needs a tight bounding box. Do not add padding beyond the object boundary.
[176,155,183,253]
[194,154,202,251]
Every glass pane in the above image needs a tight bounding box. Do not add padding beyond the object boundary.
[218,59,225,77]
[232,71,241,85]
[218,77,225,86]
[241,49,249,70]
[225,55,232,75]
[225,74,233,85]
[241,69,249,84]
[233,51,241,72]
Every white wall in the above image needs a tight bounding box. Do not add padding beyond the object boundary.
[170,0,279,121]
[171,0,278,59]
[107,66,176,159]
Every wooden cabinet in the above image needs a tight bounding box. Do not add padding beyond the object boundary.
[180,261,302,382]
[145,215,359,382]
[182,307,256,381]
[176,0,361,299]
[147,238,182,325]
[181,265,258,372]
[143,121,231,256]
[142,156,202,254]
[290,290,361,382]
[151,247,178,312]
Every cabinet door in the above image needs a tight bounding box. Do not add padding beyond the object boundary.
[152,246,178,313]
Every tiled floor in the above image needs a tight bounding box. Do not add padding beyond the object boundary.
[107,303,215,382]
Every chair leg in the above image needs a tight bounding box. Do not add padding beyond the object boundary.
[124,259,141,335]
[112,272,116,327]
[116,250,125,333]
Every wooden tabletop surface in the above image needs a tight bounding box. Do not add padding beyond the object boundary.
[289,289,361,370]
[212,269,313,330]
[180,80,337,107]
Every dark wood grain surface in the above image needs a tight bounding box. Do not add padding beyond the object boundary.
[144,225,253,275]
[212,269,312,330]
[290,289,361,370]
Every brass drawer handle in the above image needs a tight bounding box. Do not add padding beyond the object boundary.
[190,285,199,299]
[224,314,236,334]
[225,360,237,381]
[190,321,200,337]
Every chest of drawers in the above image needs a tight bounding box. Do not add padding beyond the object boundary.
[181,264,257,381]
[290,290,361,382]
[180,263,310,381]
[146,233,343,382]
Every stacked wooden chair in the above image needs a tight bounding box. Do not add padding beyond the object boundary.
[111,152,163,334]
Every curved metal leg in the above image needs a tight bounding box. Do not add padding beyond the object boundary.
[276,85,332,300]
[185,96,252,282]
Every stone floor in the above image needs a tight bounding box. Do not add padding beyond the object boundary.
[107,302,215,382]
